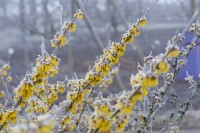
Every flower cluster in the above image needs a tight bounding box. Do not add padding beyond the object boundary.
[14,52,60,108]
[59,114,78,132]
[0,109,17,127]
[89,99,112,132]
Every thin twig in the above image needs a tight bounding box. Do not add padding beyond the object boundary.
[75,88,94,133]
[1,77,12,101]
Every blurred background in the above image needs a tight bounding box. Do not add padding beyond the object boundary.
[0,0,200,131]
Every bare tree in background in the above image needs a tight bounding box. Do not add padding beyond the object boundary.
[28,0,37,35]
[1,0,8,18]
[19,0,29,69]
[0,0,9,29]
[42,0,56,38]
[66,0,75,78]
[178,0,199,19]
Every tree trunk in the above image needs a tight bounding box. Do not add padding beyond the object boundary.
[19,0,29,69]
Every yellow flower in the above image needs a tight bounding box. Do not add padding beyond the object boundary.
[62,121,77,132]
[49,56,60,67]
[49,67,59,77]
[2,64,10,71]
[1,71,7,77]
[52,33,66,47]
[138,17,147,27]
[19,101,26,108]
[35,105,48,113]
[47,93,58,105]
[56,82,65,94]
[51,39,57,48]
[0,112,5,125]
[95,62,110,76]
[93,100,112,117]
[28,98,37,107]
[98,116,111,132]
[64,22,76,32]
[111,42,126,57]
[166,46,179,58]
[10,110,17,125]
[115,97,135,115]
[61,115,71,126]
[122,103,133,114]
[85,70,102,86]
[146,75,158,88]
[105,50,119,65]
[0,91,5,98]
[68,102,77,113]
[153,60,170,74]
[89,115,111,132]
[17,82,34,102]
[140,86,148,96]
[131,24,140,36]
[115,120,126,132]
[130,91,143,102]
[67,90,85,103]
[3,110,17,125]
[122,33,134,44]
[59,35,67,47]
[75,10,84,20]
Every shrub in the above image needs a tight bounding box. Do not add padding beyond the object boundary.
[0,0,200,133]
